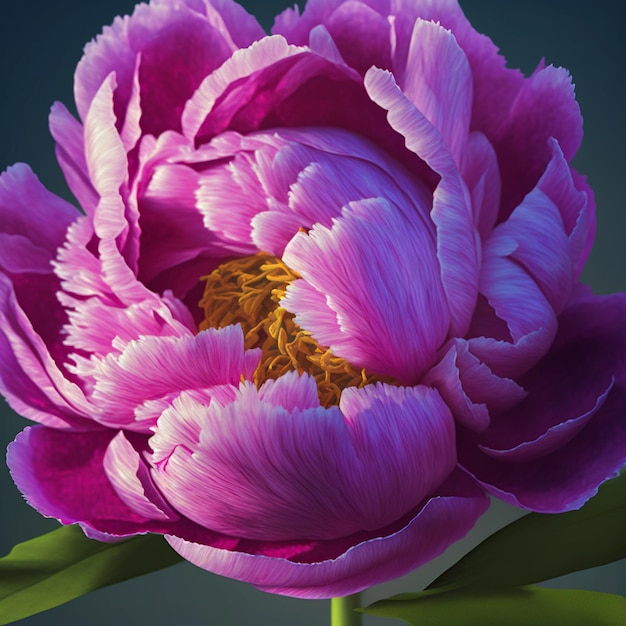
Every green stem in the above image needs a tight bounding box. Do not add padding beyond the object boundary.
[331,593,363,626]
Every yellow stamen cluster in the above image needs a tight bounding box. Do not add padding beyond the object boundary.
[199,253,391,407]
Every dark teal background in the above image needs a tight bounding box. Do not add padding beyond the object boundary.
[1,1,625,624]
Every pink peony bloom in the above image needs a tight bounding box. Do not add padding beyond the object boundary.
[2,0,625,598]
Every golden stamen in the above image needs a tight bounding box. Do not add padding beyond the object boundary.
[199,253,393,407]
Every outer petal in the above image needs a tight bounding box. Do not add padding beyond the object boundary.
[151,377,456,541]
[0,276,95,430]
[461,131,501,241]
[423,339,526,432]
[167,471,488,598]
[459,293,626,512]
[497,64,583,217]
[48,102,98,215]
[282,197,449,383]
[487,139,592,314]
[0,165,94,429]
[74,0,263,133]
[104,431,179,521]
[7,427,143,530]
[0,164,77,262]
[273,0,525,143]
[467,250,557,379]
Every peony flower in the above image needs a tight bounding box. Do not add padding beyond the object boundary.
[2,0,625,600]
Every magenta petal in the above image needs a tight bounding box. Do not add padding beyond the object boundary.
[461,131,501,241]
[402,19,472,165]
[49,102,98,215]
[423,340,526,432]
[166,471,488,599]
[323,1,392,74]
[7,427,144,529]
[104,432,179,521]
[152,379,456,542]
[182,36,306,140]
[74,0,263,132]
[459,293,626,512]
[282,197,449,383]
[364,66,478,337]
[468,251,557,379]
[0,275,94,430]
[0,164,77,261]
[498,64,583,216]
[488,139,591,314]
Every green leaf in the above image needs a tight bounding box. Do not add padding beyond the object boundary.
[428,472,626,590]
[362,586,626,625]
[0,525,183,624]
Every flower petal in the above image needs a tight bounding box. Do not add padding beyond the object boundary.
[74,0,263,132]
[166,471,488,598]
[282,197,449,383]
[467,253,557,379]
[104,431,179,521]
[364,66,478,337]
[497,64,583,217]
[423,339,526,432]
[91,325,260,431]
[459,293,626,512]
[48,102,98,215]
[402,19,472,165]
[152,378,456,542]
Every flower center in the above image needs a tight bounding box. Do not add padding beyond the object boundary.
[199,253,392,407]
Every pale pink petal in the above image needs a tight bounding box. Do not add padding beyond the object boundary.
[91,326,260,430]
[84,72,130,233]
[282,197,449,383]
